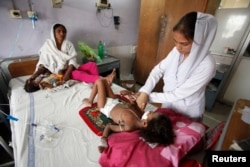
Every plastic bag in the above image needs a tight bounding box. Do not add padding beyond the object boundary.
[78,41,102,63]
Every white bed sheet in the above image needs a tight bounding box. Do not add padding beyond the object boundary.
[9,76,139,167]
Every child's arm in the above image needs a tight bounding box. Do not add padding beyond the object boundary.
[98,123,121,153]
[102,123,123,138]
[102,123,112,138]
[98,120,136,153]
[26,65,46,83]
[102,122,129,139]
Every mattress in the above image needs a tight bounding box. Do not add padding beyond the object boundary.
[9,75,205,167]
[9,75,152,167]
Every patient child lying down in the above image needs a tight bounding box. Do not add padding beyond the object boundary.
[83,78,176,153]
[24,73,64,92]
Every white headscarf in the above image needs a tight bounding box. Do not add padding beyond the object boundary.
[36,23,77,74]
[164,12,217,91]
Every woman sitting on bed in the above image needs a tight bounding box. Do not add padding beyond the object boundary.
[83,78,176,153]
[25,23,116,92]
[26,23,78,85]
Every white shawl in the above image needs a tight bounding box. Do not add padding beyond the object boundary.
[163,12,217,91]
[36,24,78,74]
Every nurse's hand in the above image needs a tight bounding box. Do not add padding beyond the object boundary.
[136,92,148,111]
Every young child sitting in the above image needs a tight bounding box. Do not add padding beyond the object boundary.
[83,78,176,153]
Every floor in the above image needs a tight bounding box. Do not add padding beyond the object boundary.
[203,101,232,128]
[0,84,233,166]
[0,121,14,167]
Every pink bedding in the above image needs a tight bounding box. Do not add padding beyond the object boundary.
[99,108,206,167]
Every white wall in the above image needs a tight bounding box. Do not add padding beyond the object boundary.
[220,0,250,8]
[223,57,250,102]
[0,0,140,76]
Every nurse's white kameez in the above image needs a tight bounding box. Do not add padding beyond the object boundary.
[139,12,218,119]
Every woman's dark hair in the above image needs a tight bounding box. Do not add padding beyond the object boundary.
[140,114,175,145]
[53,24,67,34]
[173,12,197,40]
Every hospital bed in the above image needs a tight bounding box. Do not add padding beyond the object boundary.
[0,56,206,167]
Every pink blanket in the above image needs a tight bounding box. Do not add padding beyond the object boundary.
[99,108,206,167]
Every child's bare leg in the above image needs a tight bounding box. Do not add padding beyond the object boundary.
[83,78,109,108]
[83,78,116,108]
[105,69,116,85]
[82,79,99,107]
[95,79,112,108]
[103,78,116,99]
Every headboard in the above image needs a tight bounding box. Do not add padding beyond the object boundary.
[0,55,38,104]
[8,59,38,78]
[0,55,39,79]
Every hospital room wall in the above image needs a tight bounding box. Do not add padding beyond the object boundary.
[0,0,140,78]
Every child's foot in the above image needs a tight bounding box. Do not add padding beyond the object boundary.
[105,69,116,85]
[82,98,92,107]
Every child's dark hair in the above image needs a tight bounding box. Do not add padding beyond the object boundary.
[24,82,40,93]
[140,114,175,145]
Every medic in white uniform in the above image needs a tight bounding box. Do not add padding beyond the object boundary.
[137,12,218,120]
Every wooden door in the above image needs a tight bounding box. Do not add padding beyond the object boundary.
[134,0,220,89]
[133,0,165,86]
